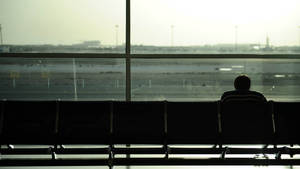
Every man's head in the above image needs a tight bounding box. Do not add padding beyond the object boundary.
[234,75,251,90]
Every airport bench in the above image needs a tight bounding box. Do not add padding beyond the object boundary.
[273,102,300,145]
[57,101,111,144]
[0,101,57,145]
[113,101,165,144]
[220,96,274,144]
[0,100,300,166]
[167,102,219,144]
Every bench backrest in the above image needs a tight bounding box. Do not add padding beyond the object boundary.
[221,97,274,144]
[1,100,298,146]
[113,101,165,144]
[0,101,57,144]
[58,101,111,144]
[273,102,300,144]
[167,102,219,144]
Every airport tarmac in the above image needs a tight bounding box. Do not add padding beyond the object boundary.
[1,58,300,101]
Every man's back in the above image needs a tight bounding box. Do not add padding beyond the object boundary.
[221,90,267,102]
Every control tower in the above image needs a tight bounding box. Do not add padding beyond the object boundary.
[266,35,270,49]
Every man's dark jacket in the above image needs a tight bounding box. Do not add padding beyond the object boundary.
[221,90,267,101]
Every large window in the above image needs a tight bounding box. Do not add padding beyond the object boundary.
[1,0,300,101]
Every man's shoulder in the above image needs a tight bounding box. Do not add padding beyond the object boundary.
[222,90,236,95]
[246,91,266,100]
[221,90,266,101]
[221,90,237,100]
[248,90,265,96]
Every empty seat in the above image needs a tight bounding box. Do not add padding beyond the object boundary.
[221,96,274,144]
[113,101,165,144]
[167,102,219,144]
[58,101,111,144]
[273,102,300,144]
[0,101,57,144]
[0,100,4,141]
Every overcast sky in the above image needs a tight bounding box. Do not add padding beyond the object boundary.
[0,0,300,46]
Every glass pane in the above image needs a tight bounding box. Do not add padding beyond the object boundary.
[0,57,125,100]
[0,0,125,53]
[132,58,300,101]
[132,0,300,54]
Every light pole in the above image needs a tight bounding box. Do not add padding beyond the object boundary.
[0,24,3,45]
[171,25,174,47]
[115,25,119,47]
[235,25,238,51]
[298,26,300,47]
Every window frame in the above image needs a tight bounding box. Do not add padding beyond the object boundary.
[1,0,300,101]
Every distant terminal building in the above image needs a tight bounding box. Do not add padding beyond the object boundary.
[72,40,101,48]
[0,46,10,53]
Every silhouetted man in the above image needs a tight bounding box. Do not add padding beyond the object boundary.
[221,75,266,101]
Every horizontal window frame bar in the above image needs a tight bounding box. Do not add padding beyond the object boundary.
[1,53,300,59]
[1,147,300,155]
[1,158,300,166]
[132,54,300,59]
[0,53,126,58]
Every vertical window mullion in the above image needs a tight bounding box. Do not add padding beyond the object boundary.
[125,0,131,101]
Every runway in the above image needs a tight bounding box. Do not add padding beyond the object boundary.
[1,58,300,101]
